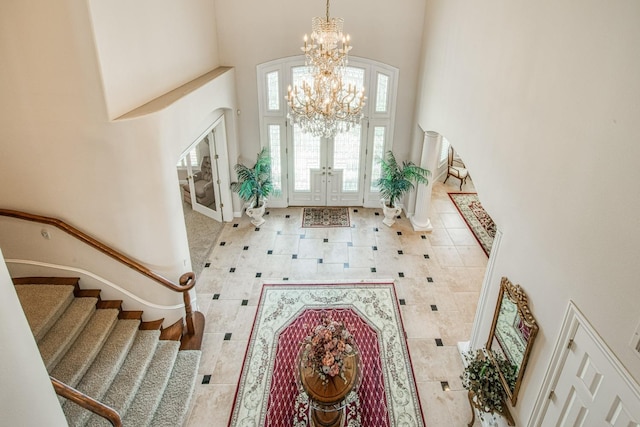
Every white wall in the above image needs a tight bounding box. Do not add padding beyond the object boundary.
[0,250,67,425]
[88,0,220,118]
[417,0,640,423]
[0,0,236,287]
[213,0,427,162]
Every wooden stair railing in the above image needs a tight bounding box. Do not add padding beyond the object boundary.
[0,209,200,339]
[51,377,122,427]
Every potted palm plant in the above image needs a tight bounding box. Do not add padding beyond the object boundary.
[231,147,274,226]
[375,151,430,226]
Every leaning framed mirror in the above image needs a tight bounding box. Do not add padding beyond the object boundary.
[486,277,539,406]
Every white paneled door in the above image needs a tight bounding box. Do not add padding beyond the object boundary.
[539,313,640,427]
[288,124,365,206]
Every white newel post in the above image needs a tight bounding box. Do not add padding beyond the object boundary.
[410,131,441,232]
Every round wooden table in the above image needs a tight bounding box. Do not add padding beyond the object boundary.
[299,352,360,427]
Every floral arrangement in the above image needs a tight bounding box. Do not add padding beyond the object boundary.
[301,315,356,385]
[460,349,507,419]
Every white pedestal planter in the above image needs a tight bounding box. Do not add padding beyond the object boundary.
[246,200,267,226]
[381,200,402,227]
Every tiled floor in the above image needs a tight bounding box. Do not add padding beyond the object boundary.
[185,179,485,427]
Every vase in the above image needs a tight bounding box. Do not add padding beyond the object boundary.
[381,200,402,227]
[245,199,267,226]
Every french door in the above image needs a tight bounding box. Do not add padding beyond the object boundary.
[178,116,233,222]
[257,57,399,208]
[288,124,365,206]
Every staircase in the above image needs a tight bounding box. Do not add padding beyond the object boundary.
[15,277,201,427]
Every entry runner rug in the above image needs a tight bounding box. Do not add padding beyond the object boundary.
[448,192,496,256]
[228,283,425,427]
[302,207,350,228]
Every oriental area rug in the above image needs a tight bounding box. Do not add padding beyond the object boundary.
[228,282,425,427]
[448,192,497,256]
[302,207,350,228]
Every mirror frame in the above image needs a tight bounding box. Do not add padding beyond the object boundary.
[486,277,539,406]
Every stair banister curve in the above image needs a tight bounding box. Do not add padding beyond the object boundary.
[51,377,122,427]
[0,208,198,336]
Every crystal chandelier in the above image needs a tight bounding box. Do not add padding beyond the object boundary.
[286,0,366,138]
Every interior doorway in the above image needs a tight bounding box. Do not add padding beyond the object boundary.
[178,116,232,223]
[177,114,232,273]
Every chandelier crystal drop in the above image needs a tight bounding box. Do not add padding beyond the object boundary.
[286,0,366,138]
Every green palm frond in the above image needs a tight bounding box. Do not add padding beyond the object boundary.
[231,147,277,206]
[375,151,430,206]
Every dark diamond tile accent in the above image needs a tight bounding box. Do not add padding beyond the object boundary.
[256,272,262,278]
[431,304,438,311]
[254,227,260,231]
[267,250,273,255]
[318,259,323,264]
[233,224,239,228]
[285,214,291,218]
[399,299,406,305]
[241,300,248,306]
[343,263,349,268]
[204,262,211,268]
[421,235,427,239]
[372,246,378,251]
[371,267,377,273]
[353,209,358,212]
[229,267,236,273]
[398,272,405,278]
[435,338,443,346]
[375,212,380,216]
[397,250,404,255]
[220,241,226,246]
[427,277,434,283]
[224,333,232,341]
[347,242,353,247]
[374,227,379,232]
[243,246,249,250]
[213,294,220,300]
[323,238,329,243]
[292,254,298,259]
[424,254,430,259]
[202,374,211,384]
[441,381,450,391]
[397,231,402,236]
[283,277,289,281]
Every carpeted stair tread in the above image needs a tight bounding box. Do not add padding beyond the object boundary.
[122,340,180,427]
[87,330,161,427]
[39,297,98,371]
[63,319,141,427]
[15,284,75,341]
[151,350,202,427]
[51,308,119,389]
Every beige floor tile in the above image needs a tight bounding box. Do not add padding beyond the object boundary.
[428,228,455,246]
[433,245,465,267]
[440,213,468,228]
[185,384,236,427]
[211,340,247,384]
[188,181,493,425]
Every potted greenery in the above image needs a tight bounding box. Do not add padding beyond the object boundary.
[375,151,430,226]
[460,349,510,423]
[231,147,274,226]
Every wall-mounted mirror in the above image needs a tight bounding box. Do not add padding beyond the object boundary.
[486,277,539,406]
